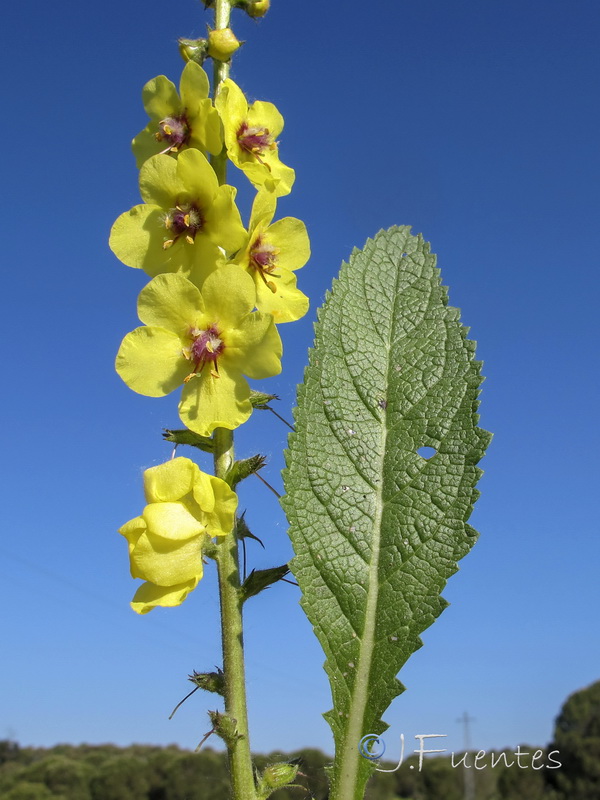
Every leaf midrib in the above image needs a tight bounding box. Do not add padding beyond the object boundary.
[334,245,410,800]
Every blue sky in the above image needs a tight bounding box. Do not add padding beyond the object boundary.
[1,0,599,762]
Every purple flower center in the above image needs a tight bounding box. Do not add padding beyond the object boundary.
[190,326,224,369]
[156,115,190,150]
[164,203,204,245]
[237,122,275,156]
[250,236,278,274]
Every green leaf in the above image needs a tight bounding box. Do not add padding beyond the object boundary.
[282,227,491,800]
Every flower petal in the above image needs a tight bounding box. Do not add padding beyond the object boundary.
[238,157,295,198]
[143,502,206,541]
[203,185,247,253]
[137,273,204,334]
[131,531,205,586]
[191,468,215,513]
[132,124,167,170]
[187,243,226,289]
[139,154,183,208]
[226,313,283,379]
[266,217,310,271]
[254,267,309,323]
[215,78,248,131]
[201,264,256,328]
[248,100,284,138]
[175,148,219,206]
[206,476,238,537]
[142,75,180,120]
[179,61,210,105]
[249,190,277,230]
[131,578,199,614]
[143,457,196,504]
[119,516,147,555]
[110,205,162,270]
[116,326,189,397]
[188,98,223,156]
[179,368,252,436]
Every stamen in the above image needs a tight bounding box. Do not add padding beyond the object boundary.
[237,121,275,157]
[189,325,225,376]
[156,114,190,151]
[163,203,205,247]
[249,235,280,285]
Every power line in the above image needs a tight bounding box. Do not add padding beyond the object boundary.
[456,711,476,800]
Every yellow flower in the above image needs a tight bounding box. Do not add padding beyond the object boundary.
[115,266,282,436]
[233,191,309,322]
[132,61,222,168]
[119,457,237,614]
[109,149,245,279]
[215,78,295,196]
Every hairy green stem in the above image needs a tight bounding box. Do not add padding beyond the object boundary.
[210,3,256,798]
[214,428,256,800]
[211,0,231,186]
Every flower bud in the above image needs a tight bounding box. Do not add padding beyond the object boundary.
[207,28,242,61]
[260,762,299,790]
[189,669,225,696]
[246,0,270,17]
[208,710,242,748]
[178,37,208,65]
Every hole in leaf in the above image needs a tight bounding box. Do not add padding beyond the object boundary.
[417,446,437,460]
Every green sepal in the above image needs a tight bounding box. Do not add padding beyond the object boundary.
[203,540,219,560]
[249,390,279,409]
[162,428,214,453]
[235,514,265,548]
[240,565,290,603]
[225,454,267,488]
[189,668,225,696]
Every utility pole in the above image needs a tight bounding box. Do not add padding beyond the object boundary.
[457,711,476,800]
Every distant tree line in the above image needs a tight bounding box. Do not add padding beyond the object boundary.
[1,680,597,800]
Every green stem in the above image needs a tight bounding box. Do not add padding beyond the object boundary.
[214,429,257,800]
[210,6,255,795]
